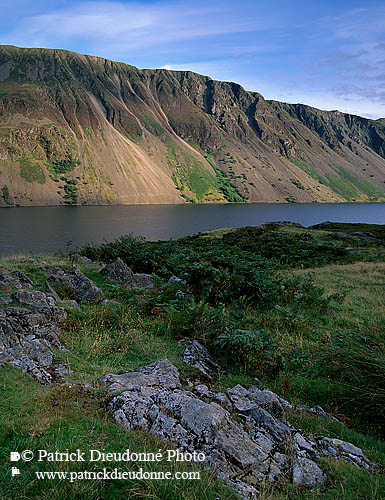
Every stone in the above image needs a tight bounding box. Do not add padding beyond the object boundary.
[100,258,154,289]
[102,361,377,499]
[100,258,134,285]
[0,305,68,384]
[69,269,105,304]
[179,339,219,380]
[13,289,67,323]
[168,276,187,286]
[46,267,105,304]
[292,455,326,485]
[69,254,93,265]
[100,359,181,393]
[0,268,33,290]
[133,273,155,289]
[44,282,61,302]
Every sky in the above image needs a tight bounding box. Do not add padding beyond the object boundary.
[1,0,385,119]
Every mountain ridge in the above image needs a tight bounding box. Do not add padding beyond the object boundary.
[1,44,385,206]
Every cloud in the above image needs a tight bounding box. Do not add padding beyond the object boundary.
[3,1,265,54]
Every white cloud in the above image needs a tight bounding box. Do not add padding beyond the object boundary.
[3,1,264,54]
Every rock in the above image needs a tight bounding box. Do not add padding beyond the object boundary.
[133,273,155,289]
[69,269,105,304]
[0,305,68,384]
[292,455,326,485]
[70,254,93,265]
[0,268,33,290]
[13,289,67,323]
[102,361,377,500]
[44,282,61,302]
[100,359,181,393]
[350,231,378,241]
[327,231,355,240]
[179,339,219,381]
[46,267,105,304]
[68,300,81,311]
[100,258,134,285]
[168,276,187,286]
[100,258,154,289]
[308,405,340,423]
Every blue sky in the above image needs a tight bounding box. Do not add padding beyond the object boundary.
[1,0,385,118]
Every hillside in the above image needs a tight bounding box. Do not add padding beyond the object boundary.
[1,223,385,499]
[0,45,385,206]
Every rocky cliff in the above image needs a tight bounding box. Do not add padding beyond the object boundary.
[0,45,385,206]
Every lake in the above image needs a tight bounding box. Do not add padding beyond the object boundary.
[1,203,385,255]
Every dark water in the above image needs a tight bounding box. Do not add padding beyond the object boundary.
[1,203,385,255]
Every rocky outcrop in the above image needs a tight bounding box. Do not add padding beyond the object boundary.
[179,339,219,381]
[103,360,376,499]
[0,290,68,384]
[100,258,154,289]
[0,268,33,291]
[46,266,105,304]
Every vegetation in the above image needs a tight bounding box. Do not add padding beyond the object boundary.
[1,223,385,499]
[63,179,78,205]
[19,158,46,184]
[1,184,10,204]
[291,158,385,201]
[49,153,80,176]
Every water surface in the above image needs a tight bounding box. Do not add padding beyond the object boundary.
[1,203,385,255]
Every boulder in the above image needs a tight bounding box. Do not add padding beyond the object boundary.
[179,339,219,381]
[0,304,68,384]
[102,360,377,499]
[69,254,93,265]
[69,269,105,304]
[0,268,33,290]
[46,266,105,304]
[100,258,154,289]
[100,258,134,285]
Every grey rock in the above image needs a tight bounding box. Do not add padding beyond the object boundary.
[0,268,33,290]
[100,258,134,285]
[100,359,181,393]
[100,258,154,289]
[70,254,93,265]
[308,405,340,423]
[292,455,326,485]
[102,361,377,500]
[179,339,219,380]
[13,289,67,323]
[69,269,105,304]
[46,266,105,304]
[68,300,81,311]
[168,276,187,286]
[0,304,68,384]
[351,231,378,241]
[44,282,61,302]
[133,273,154,289]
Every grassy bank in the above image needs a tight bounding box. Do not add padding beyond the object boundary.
[1,222,385,499]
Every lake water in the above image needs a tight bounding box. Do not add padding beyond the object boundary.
[1,203,385,255]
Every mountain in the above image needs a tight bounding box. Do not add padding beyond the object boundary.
[0,45,385,206]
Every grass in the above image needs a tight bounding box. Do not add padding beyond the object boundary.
[290,159,385,201]
[1,223,385,499]
[165,140,225,202]
[19,158,46,184]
